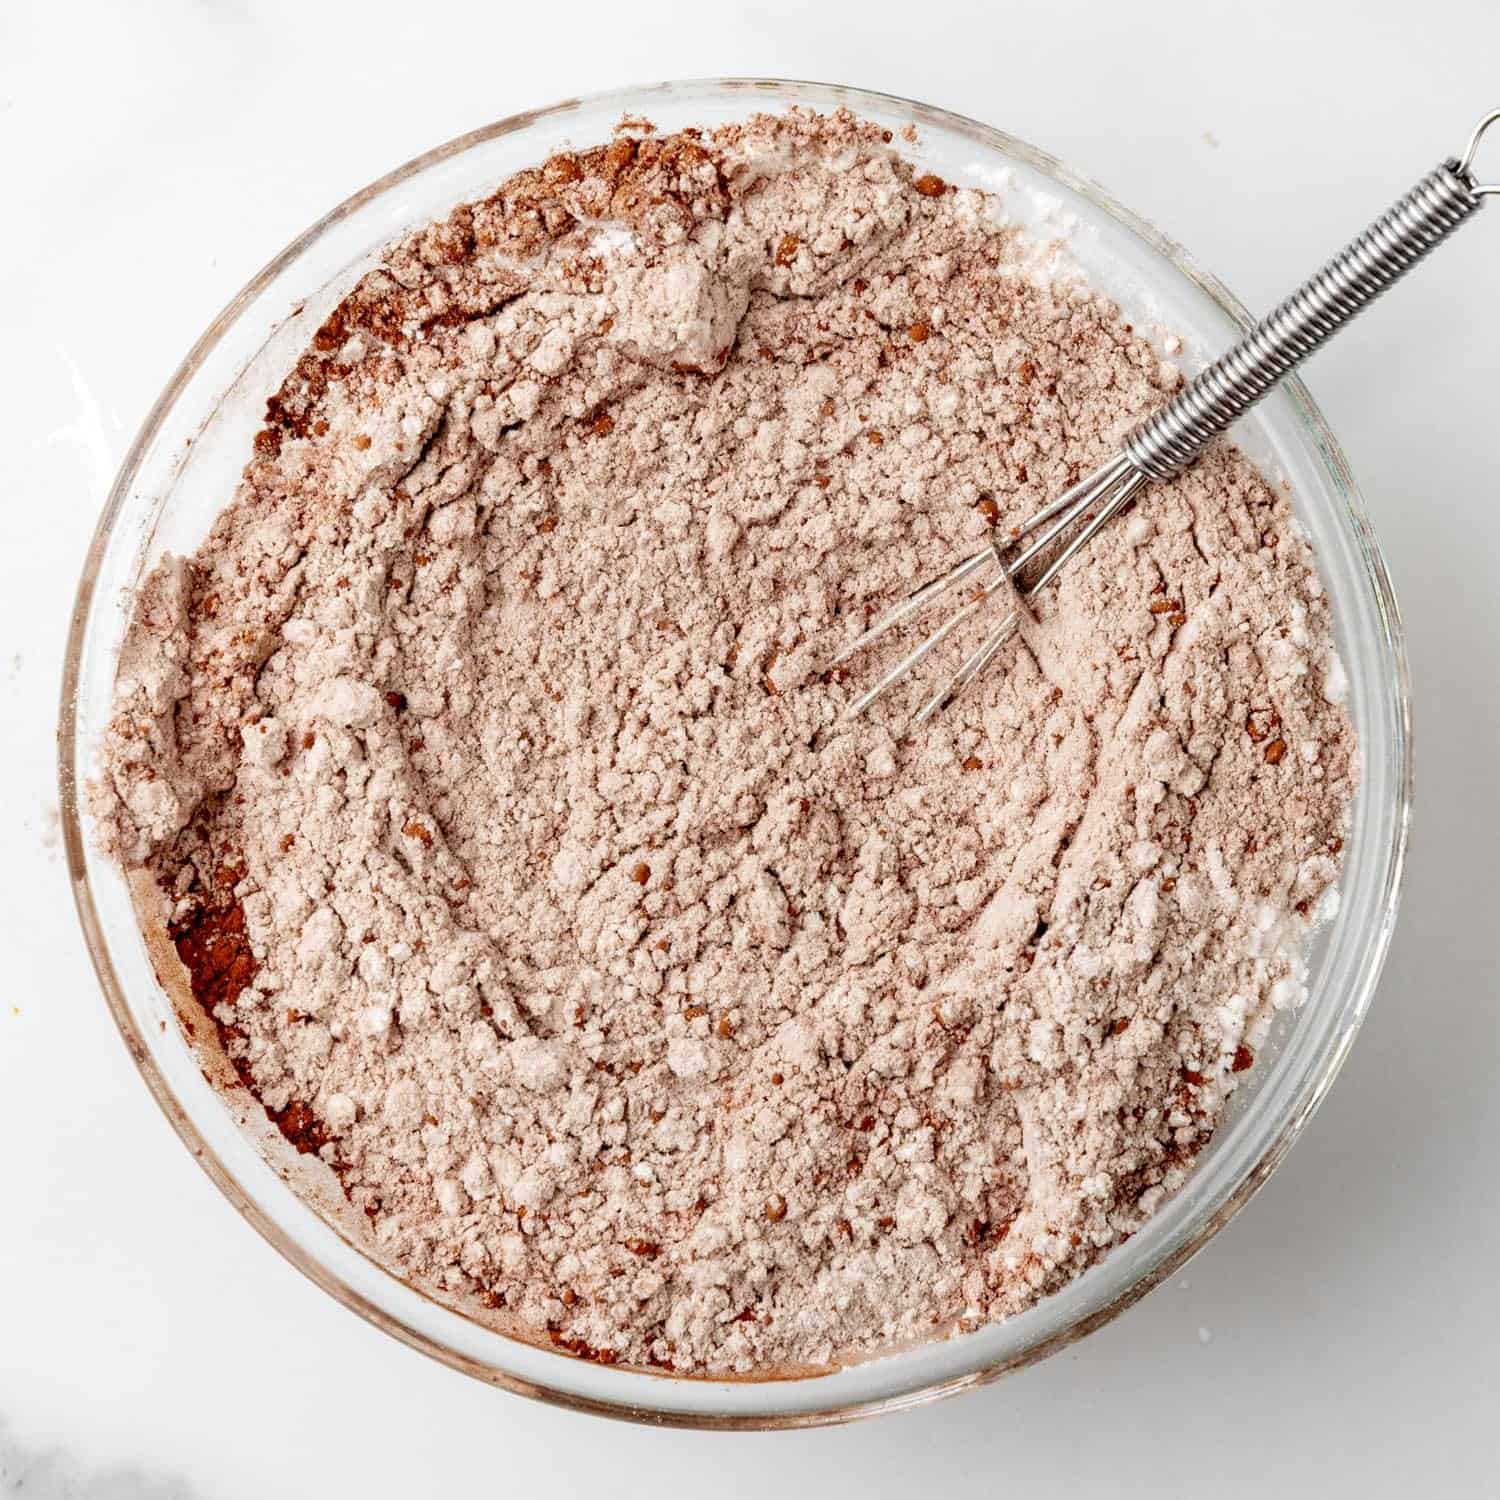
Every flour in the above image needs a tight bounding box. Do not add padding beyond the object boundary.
[93,109,1355,1375]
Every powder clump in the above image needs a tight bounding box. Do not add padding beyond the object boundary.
[93,109,1354,1376]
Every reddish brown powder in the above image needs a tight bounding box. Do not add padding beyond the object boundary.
[168,866,332,1157]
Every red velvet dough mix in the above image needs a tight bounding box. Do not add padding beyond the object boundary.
[93,109,1354,1376]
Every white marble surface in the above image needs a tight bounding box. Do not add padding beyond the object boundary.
[5,0,1499,1493]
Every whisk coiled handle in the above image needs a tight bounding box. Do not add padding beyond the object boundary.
[1125,145,1492,481]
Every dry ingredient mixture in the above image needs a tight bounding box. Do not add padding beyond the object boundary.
[94,109,1355,1376]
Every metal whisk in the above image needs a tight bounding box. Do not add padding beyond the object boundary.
[837,109,1499,733]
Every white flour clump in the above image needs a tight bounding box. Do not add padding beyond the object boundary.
[94,109,1355,1376]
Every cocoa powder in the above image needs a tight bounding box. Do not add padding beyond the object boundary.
[93,109,1354,1375]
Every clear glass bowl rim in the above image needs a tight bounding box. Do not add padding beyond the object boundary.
[57,76,1412,1429]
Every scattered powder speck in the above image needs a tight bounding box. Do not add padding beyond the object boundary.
[92,109,1354,1377]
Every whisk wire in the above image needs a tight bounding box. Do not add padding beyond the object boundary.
[836,454,1143,729]
[907,466,1147,729]
[833,452,1127,668]
[829,545,995,669]
[840,571,1003,720]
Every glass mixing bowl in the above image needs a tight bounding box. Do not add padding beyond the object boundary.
[58,78,1410,1427]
